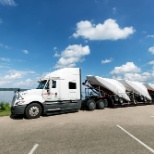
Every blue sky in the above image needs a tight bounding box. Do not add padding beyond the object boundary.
[0,0,154,89]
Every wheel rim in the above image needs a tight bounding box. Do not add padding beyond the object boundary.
[29,106,39,117]
[99,101,104,108]
[89,102,95,110]
[104,99,108,107]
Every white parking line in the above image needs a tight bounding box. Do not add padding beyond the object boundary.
[117,125,154,154]
[28,144,39,154]
[151,116,154,118]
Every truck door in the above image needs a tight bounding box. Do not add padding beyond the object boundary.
[43,80,61,112]
[45,80,59,101]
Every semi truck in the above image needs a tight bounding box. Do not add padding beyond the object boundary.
[11,68,153,119]
[11,68,108,119]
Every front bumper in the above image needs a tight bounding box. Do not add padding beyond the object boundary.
[11,105,26,115]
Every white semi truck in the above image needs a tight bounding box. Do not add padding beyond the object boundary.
[11,68,108,119]
[11,68,152,119]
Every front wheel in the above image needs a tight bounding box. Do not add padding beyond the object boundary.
[25,103,42,119]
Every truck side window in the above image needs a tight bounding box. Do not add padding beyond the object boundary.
[69,82,76,89]
[52,80,56,88]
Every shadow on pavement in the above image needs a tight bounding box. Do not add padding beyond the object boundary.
[10,114,25,120]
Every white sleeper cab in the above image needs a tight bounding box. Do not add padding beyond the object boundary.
[11,68,82,119]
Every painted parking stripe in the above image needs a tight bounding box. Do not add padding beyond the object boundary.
[117,125,154,154]
[28,144,39,154]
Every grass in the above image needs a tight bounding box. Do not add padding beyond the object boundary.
[0,110,11,116]
[0,102,11,117]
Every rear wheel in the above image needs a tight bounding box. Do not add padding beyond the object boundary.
[104,99,108,107]
[25,103,42,119]
[96,99,105,109]
[87,99,96,111]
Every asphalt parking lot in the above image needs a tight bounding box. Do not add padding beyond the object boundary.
[0,104,154,154]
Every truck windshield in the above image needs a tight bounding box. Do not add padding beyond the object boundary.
[36,80,48,89]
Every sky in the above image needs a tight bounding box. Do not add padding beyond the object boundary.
[0,0,154,91]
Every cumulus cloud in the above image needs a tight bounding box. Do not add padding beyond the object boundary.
[123,72,152,82]
[4,70,35,80]
[148,60,154,65]
[110,62,141,75]
[0,0,17,6]
[73,19,135,40]
[148,46,154,54]
[13,79,35,87]
[101,58,113,64]
[55,44,90,69]
[0,69,37,89]
[54,52,60,57]
[22,50,29,55]
[111,62,154,83]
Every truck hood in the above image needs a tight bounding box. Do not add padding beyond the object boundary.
[19,89,42,96]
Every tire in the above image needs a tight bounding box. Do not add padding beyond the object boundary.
[96,99,105,109]
[86,99,96,111]
[25,103,42,119]
[104,99,108,107]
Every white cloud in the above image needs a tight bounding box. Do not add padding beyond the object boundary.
[0,43,9,49]
[111,62,154,83]
[55,44,90,68]
[73,19,135,40]
[146,35,154,38]
[54,52,60,57]
[148,46,154,54]
[123,72,151,82]
[4,72,22,80]
[0,70,37,89]
[110,62,141,75]
[148,60,154,65]
[112,7,117,14]
[0,0,17,6]
[101,58,113,64]
[4,70,35,80]
[22,50,29,55]
[112,71,154,83]
[53,47,57,51]
[0,57,10,62]
[13,79,36,88]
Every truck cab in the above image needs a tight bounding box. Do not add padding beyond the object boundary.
[11,68,81,119]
